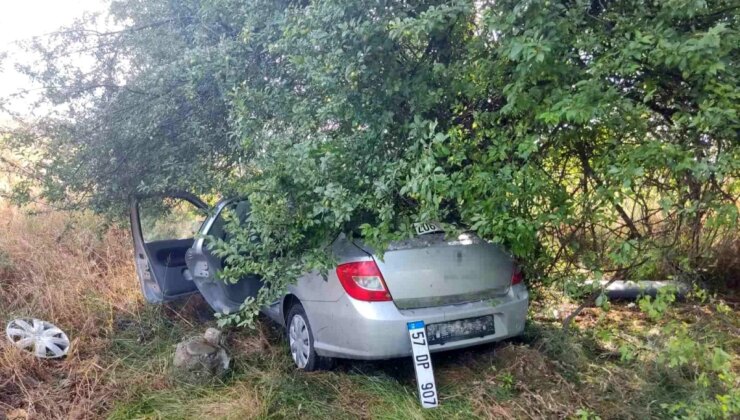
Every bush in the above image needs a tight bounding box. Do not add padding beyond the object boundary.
[2,0,737,322]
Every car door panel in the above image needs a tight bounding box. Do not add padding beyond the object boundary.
[130,194,207,303]
[144,238,196,296]
[185,199,262,314]
[152,242,191,267]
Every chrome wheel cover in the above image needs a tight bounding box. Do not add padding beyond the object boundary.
[289,314,310,368]
[6,318,70,359]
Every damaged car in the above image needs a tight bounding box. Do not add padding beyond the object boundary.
[130,194,529,370]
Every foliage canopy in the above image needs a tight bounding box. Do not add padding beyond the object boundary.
[2,0,738,314]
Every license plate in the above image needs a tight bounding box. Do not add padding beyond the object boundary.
[413,222,443,236]
[407,321,439,408]
[426,315,496,346]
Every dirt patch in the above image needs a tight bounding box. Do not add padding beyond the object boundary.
[226,320,275,359]
[466,344,588,419]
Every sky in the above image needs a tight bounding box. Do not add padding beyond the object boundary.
[0,0,108,117]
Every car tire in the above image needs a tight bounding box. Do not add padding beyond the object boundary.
[286,303,332,371]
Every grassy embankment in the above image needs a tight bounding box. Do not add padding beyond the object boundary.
[1,204,738,419]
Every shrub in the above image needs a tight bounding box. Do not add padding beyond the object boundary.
[2,0,737,322]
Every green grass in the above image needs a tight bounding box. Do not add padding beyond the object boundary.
[101,299,740,419]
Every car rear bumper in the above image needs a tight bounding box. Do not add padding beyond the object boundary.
[303,283,528,360]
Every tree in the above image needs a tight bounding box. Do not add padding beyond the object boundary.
[2,0,253,212]
[2,0,738,325]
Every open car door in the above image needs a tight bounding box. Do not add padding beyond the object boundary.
[184,199,262,314]
[130,192,208,303]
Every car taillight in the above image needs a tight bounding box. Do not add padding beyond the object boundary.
[511,268,524,285]
[336,261,392,302]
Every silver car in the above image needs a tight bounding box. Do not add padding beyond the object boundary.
[131,194,529,370]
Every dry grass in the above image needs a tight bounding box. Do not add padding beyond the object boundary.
[190,383,268,419]
[0,205,140,322]
[468,344,589,419]
[0,204,274,419]
[0,204,142,418]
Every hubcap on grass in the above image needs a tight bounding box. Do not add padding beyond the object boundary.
[5,318,70,358]
[289,314,310,368]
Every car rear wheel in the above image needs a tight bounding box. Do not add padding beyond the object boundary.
[286,304,331,371]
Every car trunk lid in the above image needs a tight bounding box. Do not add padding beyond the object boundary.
[360,232,513,310]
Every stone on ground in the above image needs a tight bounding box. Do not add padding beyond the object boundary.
[173,328,230,383]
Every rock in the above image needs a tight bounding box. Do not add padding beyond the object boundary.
[186,340,218,355]
[204,327,222,346]
[6,409,29,420]
[173,328,230,383]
